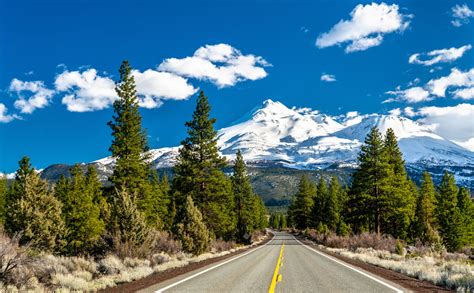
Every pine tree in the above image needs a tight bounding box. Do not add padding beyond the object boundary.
[288,175,315,229]
[56,165,105,255]
[107,61,150,198]
[231,151,256,243]
[311,177,327,228]
[436,172,464,251]
[382,128,415,239]
[111,188,149,247]
[252,195,268,230]
[348,127,392,235]
[5,157,65,251]
[85,166,110,227]
[140,170,170,229]
[457,187,474,246]
[324,176,342,231]
[177,196,210,255]
[412,172,437,243]
[173,91,236,239]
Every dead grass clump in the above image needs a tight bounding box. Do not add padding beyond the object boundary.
[211,239,237,253]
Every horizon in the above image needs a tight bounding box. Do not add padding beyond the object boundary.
[1,0,473,172]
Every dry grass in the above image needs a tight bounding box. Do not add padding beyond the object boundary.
[1,230,269,292]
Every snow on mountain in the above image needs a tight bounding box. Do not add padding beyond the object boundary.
[92,99,474,172]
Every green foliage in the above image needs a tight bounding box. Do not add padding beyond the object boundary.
[140,171,171,230]
[269,213,285,229]
[436,172,464,251]
[252,195,268,230]
[411,172,438,243]
[110,188,150,248]
[288,175,315,229]
[395,239,404,256]
[177,196,210,255]
[381,129,416,240]
[457,187,474,246]
[55,165,105,255]
[5,157,65,251]
[348,127,392,234]
[173,91,236,239]
[107,61,150,199]
[0,175,6,223]
[232,150,259,243]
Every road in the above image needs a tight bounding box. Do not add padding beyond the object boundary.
[140,231,405,293]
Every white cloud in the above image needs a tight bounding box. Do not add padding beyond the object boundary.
[414,103,474,150]
[0,103,19,123]
[453,87,474,100]
[158,43,270,88]
[316,2,411,53]
[385,86,431,103]
[388,108,401,116]
[55,69,117,112]
[403,106,416,117]
[55,68,198,112]
[9,79,55,114]
[132,69,197,109]
[409,45,471,66]
[320,73,336,82]
[427,67,474,97]
[385,67,474,103]
[451,4,474,27]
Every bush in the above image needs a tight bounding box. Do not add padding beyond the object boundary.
[395,240,405,256]
[177,196,210,255]
[0,232,32,287]
[211,239,237,253]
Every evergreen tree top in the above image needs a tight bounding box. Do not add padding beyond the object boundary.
[15,156,35,182]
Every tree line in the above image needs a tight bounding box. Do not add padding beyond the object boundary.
[288,127,474,252]
[0,61,267,256]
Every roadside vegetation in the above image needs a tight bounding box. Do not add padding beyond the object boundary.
[285,123,474,290]
[0,61,268,291]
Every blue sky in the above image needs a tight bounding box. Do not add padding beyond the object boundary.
[1,0,473,172]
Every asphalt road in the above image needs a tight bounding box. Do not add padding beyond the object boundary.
[140,231,405,293]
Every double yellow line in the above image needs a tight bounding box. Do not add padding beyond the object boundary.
[268,241,285,293]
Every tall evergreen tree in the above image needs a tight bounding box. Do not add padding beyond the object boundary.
[173,91,236,239]
[324,176,342,231]
[436,172,464,251]
[457,187,474,246]
[382,128,415,239]
[231,150,257,243]
[177,195,210,255]
[252,195,268,230]
[55,165,105,255]
[348,127,392,235]
[140,171,170,229]
[288,175,315,229]
[107,61,150,198]
[412,172,437,243]
[311,177,327,228]
[5,157,65,251]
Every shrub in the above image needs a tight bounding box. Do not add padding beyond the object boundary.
[176,196,210,255]
[211,239,237,253]
[0,233,33,287]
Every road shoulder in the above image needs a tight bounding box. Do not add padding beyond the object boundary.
[296,236,453,293]
[99,235,273,293]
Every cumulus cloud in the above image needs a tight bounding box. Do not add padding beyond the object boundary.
[9,79,55,114]
[409,45,472,66]
[385,86,431,103]
[158,43,270,88]
[451,4,474,27]
[388,108,401,116]
[414,103,474,151]
[320,73,336,82]
[55,69,117,112]
[427,67,474,98]
[316,2,411,53]
[385,67,474,103]
[55,68,198,112]
[0,103,19,123]
[132,69,197,109]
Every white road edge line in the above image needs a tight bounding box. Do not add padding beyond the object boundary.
[293,236,404,293]
[155,235,276,293]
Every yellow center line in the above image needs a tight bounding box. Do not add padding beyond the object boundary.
[268,240,285,293]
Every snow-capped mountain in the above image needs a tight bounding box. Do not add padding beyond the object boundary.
[92,99,474,169]
[41,99,473,188]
